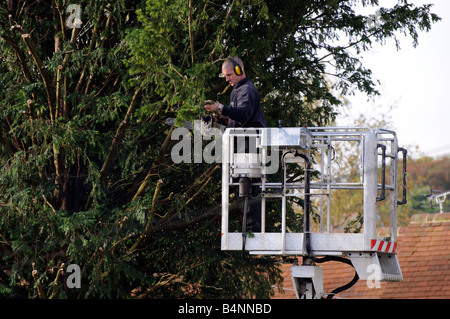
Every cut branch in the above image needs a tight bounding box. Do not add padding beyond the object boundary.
[128,179,164,254]
[188,0,195,64]
[128,164,220,254]
[98,84,143,183]
[208,0,236,61]
[0,33,33,83]
[131,127,174,200]
[85,84,144,210]
[19,32,56,123]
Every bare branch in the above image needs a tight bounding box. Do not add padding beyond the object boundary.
[0,33,33,83]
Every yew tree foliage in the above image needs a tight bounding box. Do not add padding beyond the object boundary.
[0,0,439,298]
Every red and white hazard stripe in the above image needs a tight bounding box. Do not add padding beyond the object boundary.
[370,239,397,253]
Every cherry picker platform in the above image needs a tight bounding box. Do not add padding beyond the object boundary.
[220,126,407,298]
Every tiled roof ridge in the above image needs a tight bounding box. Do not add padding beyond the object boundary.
[409,212,450,224]
[395,212,450,236]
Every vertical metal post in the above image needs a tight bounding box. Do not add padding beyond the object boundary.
[221,130,230,250]
[363,132,378,250]
[261,137,266,233]
[302,154,312,257]
[326,135,332,234]
[319,137,324,233]
[281,155,287,254]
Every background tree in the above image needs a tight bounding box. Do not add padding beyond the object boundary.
[0,0,439,298]
[402,155,450,215]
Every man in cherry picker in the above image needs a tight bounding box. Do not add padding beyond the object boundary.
[204,57,266,232]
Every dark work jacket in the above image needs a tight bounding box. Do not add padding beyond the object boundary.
[221,77,266,128]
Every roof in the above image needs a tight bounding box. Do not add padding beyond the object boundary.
[272,212,450,299]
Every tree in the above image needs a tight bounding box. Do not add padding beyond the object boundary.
[0,0,439,298]
[402,155,450,215]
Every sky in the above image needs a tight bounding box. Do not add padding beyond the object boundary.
[334,0,450,158]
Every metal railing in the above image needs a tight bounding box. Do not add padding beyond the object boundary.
[221,127,407,256]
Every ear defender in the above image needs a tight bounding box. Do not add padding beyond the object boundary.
[228,57,243,76]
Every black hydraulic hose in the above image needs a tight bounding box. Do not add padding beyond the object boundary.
[295,152,360,298]
[314,255,360,299]
[298,152,359,298]
[397,147,408,205]
[280,151,292,197]
[297,153,312,258]
[239,177,252,259]
[241,196,249,259]
[327,270,359,299]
